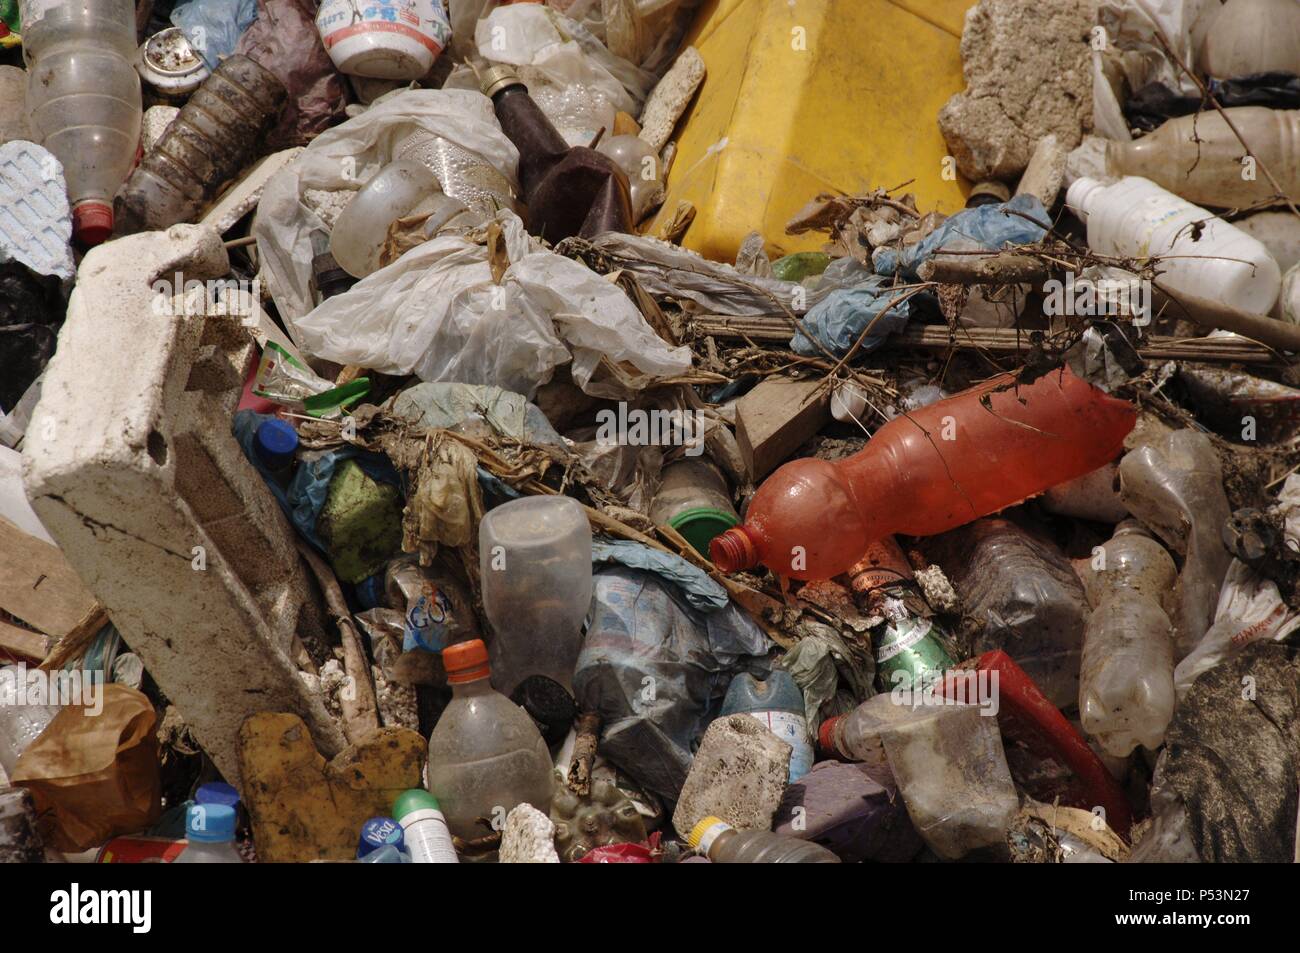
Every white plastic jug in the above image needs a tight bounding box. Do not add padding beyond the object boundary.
[1067,176,1282,315]
[1199,0,1300,79]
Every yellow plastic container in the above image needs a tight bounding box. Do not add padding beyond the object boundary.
[647,0,975,263]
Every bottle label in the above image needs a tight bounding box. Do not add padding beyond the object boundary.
[400,809,459,864]
[695,819,731,857]
[874,617,954,689]
[744,710,814,780]
[404,585,455,654]
[849,537,914,594]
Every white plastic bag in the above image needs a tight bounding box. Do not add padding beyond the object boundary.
[291,210,691,398]
[475,3,654,146]
[1173,558,1300,697]
[254,89,520,326]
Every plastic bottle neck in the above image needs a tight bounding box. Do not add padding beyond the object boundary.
[450,675,493,698]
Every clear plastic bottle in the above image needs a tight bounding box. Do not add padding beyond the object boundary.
[478,495,593,697]
[114,55,286,235]
[1067,176,1282,315]
[720,671,813,782]
[922,519,1089,710]
[1107,108,1300,211]
[330,159,469,278]
[711,367,1136,582]
[1118,429,1232,658]
[173,804,243,863]
[687,816,840,863]
[1078,521,1178,757]
[19,0,141,245]
[425,639,555,843]
[1198,0,1300,79]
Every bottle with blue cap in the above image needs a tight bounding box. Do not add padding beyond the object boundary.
[253,418,299,487]
[174,804,242,863]
[356,816,409,862]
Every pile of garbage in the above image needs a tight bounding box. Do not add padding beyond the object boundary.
[1,0,1298,865]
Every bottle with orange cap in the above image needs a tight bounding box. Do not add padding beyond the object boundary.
[425,639,555,845]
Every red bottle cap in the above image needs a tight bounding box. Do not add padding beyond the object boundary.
[709,525,758,572]
[442,639,490,684]
[73,202,114,247]
[817,715,841,757]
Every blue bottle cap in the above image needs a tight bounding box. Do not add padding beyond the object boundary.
[195,782,240,809]
[185,803,237,843]
[357,816,405,858]
[254,418,299,471]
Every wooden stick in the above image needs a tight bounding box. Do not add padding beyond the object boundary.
[567,711,602,795]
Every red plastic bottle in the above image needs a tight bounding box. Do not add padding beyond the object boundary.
[711,368,1135,580]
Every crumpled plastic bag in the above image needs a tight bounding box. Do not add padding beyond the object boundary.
[779,621,876,734]
[1173,558,1300,697]
[292,210,691,399]
[791,274,914,358]
[391,382,565,446]
[12,685,161,852]
[1094,0,1221,140]
[872,195,1050,279]
[574,568,774,800]
[474,3,655,146]
[590,538,728,612]
[235,0,348,149]
[255,88,521,325]
[582,232,802,315]
[172,0,259,70]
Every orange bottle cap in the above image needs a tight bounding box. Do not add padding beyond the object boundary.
[443,639,491,684]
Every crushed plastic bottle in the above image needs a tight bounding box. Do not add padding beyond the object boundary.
[686,816,840,863]
[19,0,141,245]
[923,519,1089,710]
[0,664,60,778]
[711,367,1135,581]
[1079,521,1178,757]
[425,639,555,844]
[1119,429,1233,658]
[114,54,287,235]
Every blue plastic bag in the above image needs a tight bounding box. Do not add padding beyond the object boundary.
[791,274,914,357]
[873,194,1051,280]
[172,0,259,70]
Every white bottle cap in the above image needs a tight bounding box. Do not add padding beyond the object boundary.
[1065,176,1103,225]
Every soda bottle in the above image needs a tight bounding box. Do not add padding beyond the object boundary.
[710,367,1135,580]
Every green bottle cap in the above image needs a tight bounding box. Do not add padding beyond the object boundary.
[668,506,739,558]
[393,788,442,819]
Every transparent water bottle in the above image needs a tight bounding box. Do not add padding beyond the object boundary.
[173,804,243,863]
[19,0,141,245]
[478,496,593,698]
[425,639,555,843]
[1079,521,1178,757]
[687,816,840,863]
[0,664,60,778]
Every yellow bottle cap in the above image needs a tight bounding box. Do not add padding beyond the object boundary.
[687,816,731,850]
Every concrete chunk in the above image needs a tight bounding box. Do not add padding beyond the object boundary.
[500,803,561,864]
[672,714,791,838]
[938,0,1096,182]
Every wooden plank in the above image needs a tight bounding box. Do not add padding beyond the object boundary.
[735,377,831,481]
[0,515,100,638]
[0,620,49,662]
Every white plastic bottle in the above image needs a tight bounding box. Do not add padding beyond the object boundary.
[173,804,243,863]
[1079,521,1178,757]
[1068,176,1281,315]
[19,0,142,245]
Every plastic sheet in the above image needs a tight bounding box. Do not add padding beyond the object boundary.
[290,210,691,398]
[171,0,259,70]
[574,568,773,800]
